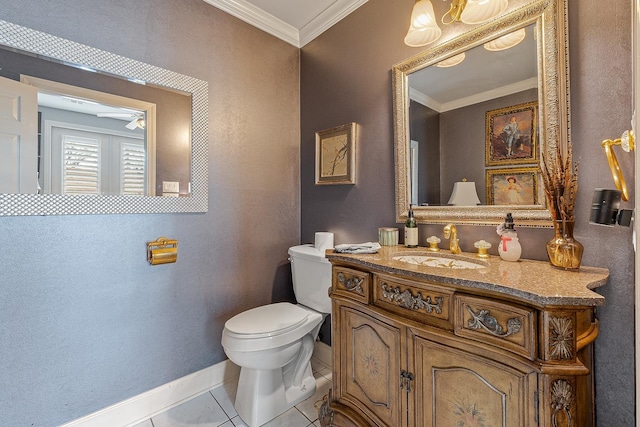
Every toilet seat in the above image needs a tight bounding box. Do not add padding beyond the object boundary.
[222,302,323,352]
[224,302,309,338]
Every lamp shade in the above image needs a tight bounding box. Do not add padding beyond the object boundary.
[448,181,481,206]
[405,0,442,47]
[435,52,466,68]
[460,0,508,24]
[484,28,526,51]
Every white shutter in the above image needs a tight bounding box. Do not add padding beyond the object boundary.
[62,135,100,194]
[121,142,145,195]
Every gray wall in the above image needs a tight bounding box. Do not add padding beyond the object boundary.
[409,100,440,205]
[301,0,634,424]
[0,1,300,426]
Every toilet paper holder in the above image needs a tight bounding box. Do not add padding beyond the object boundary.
[147,237,178,265]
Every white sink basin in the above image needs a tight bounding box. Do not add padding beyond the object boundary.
[392,254,487,269]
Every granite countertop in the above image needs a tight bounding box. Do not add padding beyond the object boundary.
[326,245,608,307]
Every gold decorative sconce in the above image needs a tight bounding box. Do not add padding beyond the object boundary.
[601,129,634,201]
[147,237,178,265]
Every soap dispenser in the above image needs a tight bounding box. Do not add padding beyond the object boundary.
[497,213,522,262]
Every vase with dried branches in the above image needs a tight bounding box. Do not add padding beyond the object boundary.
[541,140,583,270]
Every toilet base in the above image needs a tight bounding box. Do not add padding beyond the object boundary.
[234,362,316,427]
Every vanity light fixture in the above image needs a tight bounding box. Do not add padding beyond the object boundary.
[435,52,466,67]
[404,0,442,47]
[444,0,509,25]
[405,0,509,47]
[483,27,526,51]
[448,179,481,205]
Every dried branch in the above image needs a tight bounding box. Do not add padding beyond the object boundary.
[541,137,579,222]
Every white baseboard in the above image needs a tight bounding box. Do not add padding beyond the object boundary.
[59,360,240,427]
[60,343,331,427]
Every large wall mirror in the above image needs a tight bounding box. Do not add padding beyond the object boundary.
[0,19,207,215]
[393,0,568,226]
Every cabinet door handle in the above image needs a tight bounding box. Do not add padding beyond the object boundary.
[400,370,415,392]
[406,372,414,392]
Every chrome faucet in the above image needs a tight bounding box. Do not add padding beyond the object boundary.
[443,224,461,254]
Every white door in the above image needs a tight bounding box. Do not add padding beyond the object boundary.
[0,76,38,193]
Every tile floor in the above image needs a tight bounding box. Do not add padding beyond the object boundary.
[132,357,332,427]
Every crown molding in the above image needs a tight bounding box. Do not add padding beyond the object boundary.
[299,0,369,47]
[411,77,538,113]
[203,0,299,46]
[203,0,368,48]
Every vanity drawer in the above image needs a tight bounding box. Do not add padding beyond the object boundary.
[332,266,371,304]
[455,294,536,360]
[373,273,454,330]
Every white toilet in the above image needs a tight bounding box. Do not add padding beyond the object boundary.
[221,244,332,427]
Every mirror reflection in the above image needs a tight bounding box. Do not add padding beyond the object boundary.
[408,23,538,207]
[0,45,191,197]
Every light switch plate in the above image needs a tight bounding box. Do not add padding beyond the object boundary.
[163,181,179,193]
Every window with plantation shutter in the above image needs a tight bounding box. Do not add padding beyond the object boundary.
[62,135,100,195]
[48,124,147,195]
[121,142,145,195]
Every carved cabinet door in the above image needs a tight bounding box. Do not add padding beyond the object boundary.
[410,334,538,427]
[340,306,405,426]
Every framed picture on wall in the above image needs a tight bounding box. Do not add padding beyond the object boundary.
[486,167,539,205]
[485,101,538,166]
[315,122,357,185]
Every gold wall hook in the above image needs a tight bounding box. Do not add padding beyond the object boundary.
[147,237,178,265]
[602,129,634,201]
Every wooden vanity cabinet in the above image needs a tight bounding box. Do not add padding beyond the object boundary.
[320,261,603,427]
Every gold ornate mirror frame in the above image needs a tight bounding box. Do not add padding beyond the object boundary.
[393,0,568,226]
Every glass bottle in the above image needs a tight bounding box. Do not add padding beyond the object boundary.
[405,205,418,248]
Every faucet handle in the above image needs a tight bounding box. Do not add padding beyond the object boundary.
[474,240,492,259]
[426,236,441,252]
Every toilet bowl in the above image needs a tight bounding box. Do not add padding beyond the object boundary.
[221,244,332,427]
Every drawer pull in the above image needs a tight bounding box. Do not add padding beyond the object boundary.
[338,272,364,295]
[466,306,521,338]
[381,283,443,314]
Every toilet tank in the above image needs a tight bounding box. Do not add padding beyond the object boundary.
[288,244,332,314]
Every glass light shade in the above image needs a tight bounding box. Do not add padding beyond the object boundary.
[448,181,481,205]
[484,28,526,51]
[460,0,508,25]
[435,52,466,67]
[405,0,442,47]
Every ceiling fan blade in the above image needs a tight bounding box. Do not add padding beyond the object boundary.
[97,112,137,118]
[125,118,139,130]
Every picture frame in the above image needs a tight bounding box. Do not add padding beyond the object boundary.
[485,101,538,166]
[486,167,539,205]
[315,122,356,185]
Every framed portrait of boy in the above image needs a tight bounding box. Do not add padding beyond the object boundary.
[485,101,538,166]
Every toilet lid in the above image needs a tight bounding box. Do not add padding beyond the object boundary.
[224,302,310,337]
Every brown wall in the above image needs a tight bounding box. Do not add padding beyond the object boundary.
[301,0,634,424]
